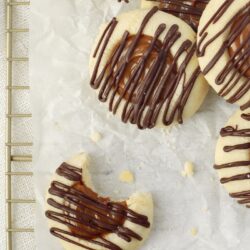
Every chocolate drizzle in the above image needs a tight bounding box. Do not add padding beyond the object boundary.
[46,163,150,249]
[197,1,250,110]
[90,7,201,129]
[214,161,250,170]
[242,113,250,121]
[214,112,250,207]
[224,142,250,152]
[146,0,209,31]
[230,191,250,208]
[221,173,250,184]
[220,126,250,137]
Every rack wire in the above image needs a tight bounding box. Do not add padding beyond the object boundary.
[5,1,34,249]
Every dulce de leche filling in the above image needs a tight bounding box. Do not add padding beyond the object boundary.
[69,182,127,239]
[228,14,250,79]
[112,34,176,104]
[159,0,209,31]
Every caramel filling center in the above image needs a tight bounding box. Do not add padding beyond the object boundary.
[68,182,127,239]
[228,14,250,78]
[112,34,176,104]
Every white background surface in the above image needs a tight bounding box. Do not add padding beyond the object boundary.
[29,0,249,250]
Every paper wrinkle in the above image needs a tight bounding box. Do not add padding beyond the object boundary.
[30,0,250,250]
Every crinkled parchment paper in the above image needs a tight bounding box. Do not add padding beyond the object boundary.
[30,0,250,249]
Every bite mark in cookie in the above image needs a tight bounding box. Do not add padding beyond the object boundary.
[45,153,153,250]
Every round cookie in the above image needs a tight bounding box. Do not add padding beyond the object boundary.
[197,0,250,110]
[141,0,209,31]
[89,7,209,129]
[215,109,250,208]
[45,153,153,250]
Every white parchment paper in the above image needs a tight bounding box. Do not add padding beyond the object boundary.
[30,0,250,249]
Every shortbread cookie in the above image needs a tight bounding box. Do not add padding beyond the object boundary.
[197,0,250,110]
[45,153,153,250]
[141,0,209,31]
[89,7,208,129]
[215,109,250,208]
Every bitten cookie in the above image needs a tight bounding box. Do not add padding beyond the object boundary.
[89,7,208,129]
[141,0,209,31]
[45,153,153,250]
[197,0,250,110]
[215,109,250,208]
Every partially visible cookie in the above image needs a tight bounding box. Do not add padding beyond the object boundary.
[45,153,153,250]
[197,0,250,110]
[215,109,250,208]
[141,0,210,31]
[89,7,208,129]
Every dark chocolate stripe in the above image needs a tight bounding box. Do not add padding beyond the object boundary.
[230,190,250,199]
[220,126,250,137]
[56,162,82,181]
[91,18,118,89]
[241,101,250,111]
[214,161,250,170]
[220,172,250,184]
[230,190,250,206]
[239,199,250,205]
[223,142,250,152]
[242,113,250,121]
[118,0,129,3]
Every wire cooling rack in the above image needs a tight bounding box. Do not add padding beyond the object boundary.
[5,1,35,249]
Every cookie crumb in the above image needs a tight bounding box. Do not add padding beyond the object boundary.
[181,161,195,177]
[191,227,198,236]
[54,121,61,129]
[119,170,134,183]
[90,132,102,143]
[202,207,209,212]
[113,190,120,194]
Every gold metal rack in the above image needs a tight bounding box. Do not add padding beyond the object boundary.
[5,1,34,249]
